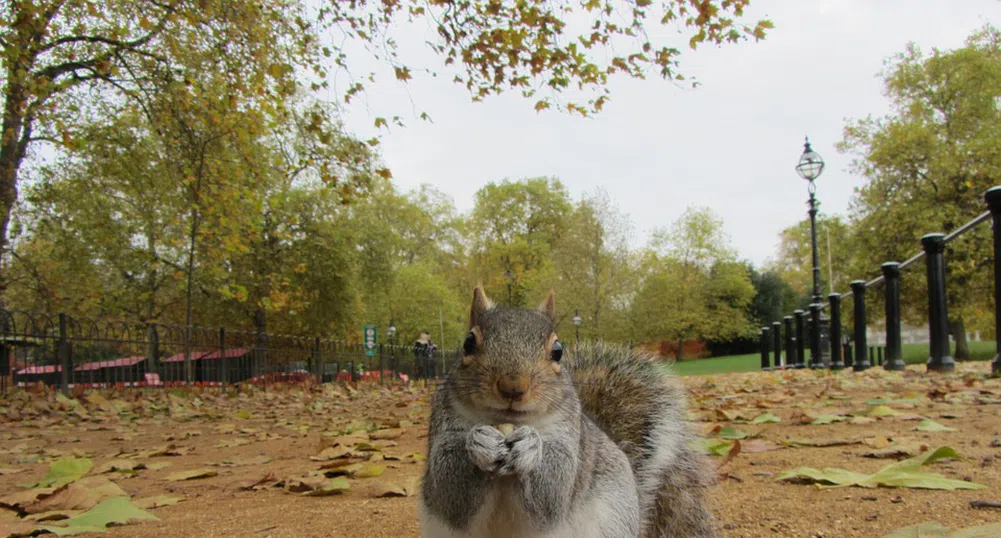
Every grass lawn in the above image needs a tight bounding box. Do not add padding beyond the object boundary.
[671,340,997,376]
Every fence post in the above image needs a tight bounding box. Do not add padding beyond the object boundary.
[922,233,955,372]
[219,327,227,385]
[844,342,854,368]
[851,280,870,371]
[146,324,159,376]
[881,262,906,371]
[254,308,267,379]
[877,346,883,367]
[313,337,322,384]
[985,186,1001,375]
[794,310,806,369]
[828,293,844,370]
[58,313,70,394]
[809,304,823,369]
[771,321,782,369]
[783,316,795,369]
[378,343,385,385]
[760,327,770,371]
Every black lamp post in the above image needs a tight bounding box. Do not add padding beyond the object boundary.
[572,309,582,347]
[795,137,831,366]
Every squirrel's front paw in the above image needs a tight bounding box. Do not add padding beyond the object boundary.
[498,426,543,476]
[467,425,509,473]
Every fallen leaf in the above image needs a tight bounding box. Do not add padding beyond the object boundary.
[369,429,403,440]
[750,412,781,424]
[40,496,158,535]
[862,444,929,460]
[301,478,351,496]
[915,420,957,433]
[215,456,271,467]
[879,520,1001,537]
[94,459,145,474]
[777,446,984,490]
[741,440,783,453]
[133,496,185,510]
[866,405,903,417]
[783,438,861,448]
[165,469,218,482]
[25,477,127,514]
[352,463,386,478]
[24,457,93,488]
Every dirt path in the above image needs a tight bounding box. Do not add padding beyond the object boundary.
[2,364,1001,537]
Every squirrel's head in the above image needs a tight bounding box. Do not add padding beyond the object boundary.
[452,285,570,425]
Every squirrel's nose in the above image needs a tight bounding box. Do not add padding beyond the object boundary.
[497,377,528,402]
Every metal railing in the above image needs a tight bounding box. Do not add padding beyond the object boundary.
[0,309,458,394]
[759,186,1001,375]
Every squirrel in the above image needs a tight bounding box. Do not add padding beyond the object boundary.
[419,286,717,538]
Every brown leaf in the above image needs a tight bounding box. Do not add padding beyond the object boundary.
[24,477,126,514]
[166,468,218,481]
[239,472,278,491]
[369,429,403,440]
[861,444,929,459]
[741,440,783,453]
[0,488,56,512]
[94,459,145,474]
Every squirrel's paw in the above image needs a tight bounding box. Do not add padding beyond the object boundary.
[467,425,509,473]
[498,426,542,476]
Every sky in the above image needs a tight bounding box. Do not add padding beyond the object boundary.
[335,0,1001,267]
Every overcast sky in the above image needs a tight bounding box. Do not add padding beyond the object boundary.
[336,0,1000,267]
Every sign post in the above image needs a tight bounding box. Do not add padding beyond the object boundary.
[364,325,377,357]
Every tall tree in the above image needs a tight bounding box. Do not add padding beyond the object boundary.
[553,189,633,339]
[465,177,572,306]
[839,25,1001,359]
[0,0,324,292]
[630,206,755,358]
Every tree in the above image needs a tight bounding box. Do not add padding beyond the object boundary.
[630,206,755,358]
[768,214,854,308]
[553,189,634,339]
[748,265,796,327]
[321,0,771,117]
[0,0,325,292]
[839,25,1001,359]
[465,177,572,306]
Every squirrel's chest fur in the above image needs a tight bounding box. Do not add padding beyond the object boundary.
[420,475,621,538]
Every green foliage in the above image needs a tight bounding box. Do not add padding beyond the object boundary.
[838,25,1001,352]
[631,207,756,353]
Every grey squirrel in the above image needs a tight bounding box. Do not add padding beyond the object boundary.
[419,286,717,538]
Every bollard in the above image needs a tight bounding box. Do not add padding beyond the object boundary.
[794,310,806,369]
[881,262,906,371]
[809,304,823,369]
[760,328,771,371]
[772,321,783,369]
[922,233,955,372]
[828,293,844,370]
[784,316,796,369]
[877,346,883,367]
[852,281,871,371]
[985,186,1001,375]
[844,342,853,369]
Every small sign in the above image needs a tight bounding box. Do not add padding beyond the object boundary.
[364,325,377,357]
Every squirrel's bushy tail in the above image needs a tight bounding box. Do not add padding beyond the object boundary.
[566,341,718,538]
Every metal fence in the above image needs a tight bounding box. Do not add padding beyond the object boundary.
[759,186,1001,375]
[0,309,458,394]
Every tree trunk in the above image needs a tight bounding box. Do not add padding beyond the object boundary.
[183,208,199,384]
[950,317,970,361]
[0,76,30,299]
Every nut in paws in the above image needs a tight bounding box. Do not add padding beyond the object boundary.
[467,424,509,472]
[499,426,543,476]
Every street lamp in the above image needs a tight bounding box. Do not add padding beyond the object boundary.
[795,137,830,367]
[504,270,513,304]
[387,321,397,380]
[572,308,582,347]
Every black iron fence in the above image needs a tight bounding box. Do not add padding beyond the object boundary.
[0,309,458,394]
[759,186,1001,376]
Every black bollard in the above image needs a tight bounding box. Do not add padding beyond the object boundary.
[828,293,844,370]
[794,310,806,369]
[985,186,1001,375]
[809,303,824,369]
[772,321,783,369]
[852,281,871,371]
[922,233,955,372]
[784,316,796,369]
[881,262,906,371]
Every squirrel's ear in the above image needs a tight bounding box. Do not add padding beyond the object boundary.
[470,284,493,328]
[537,288,556,321]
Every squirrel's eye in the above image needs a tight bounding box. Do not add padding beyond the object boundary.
[551,341,563,362]
[463,332,477,356]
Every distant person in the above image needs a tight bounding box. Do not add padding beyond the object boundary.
[413,331,432,380]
